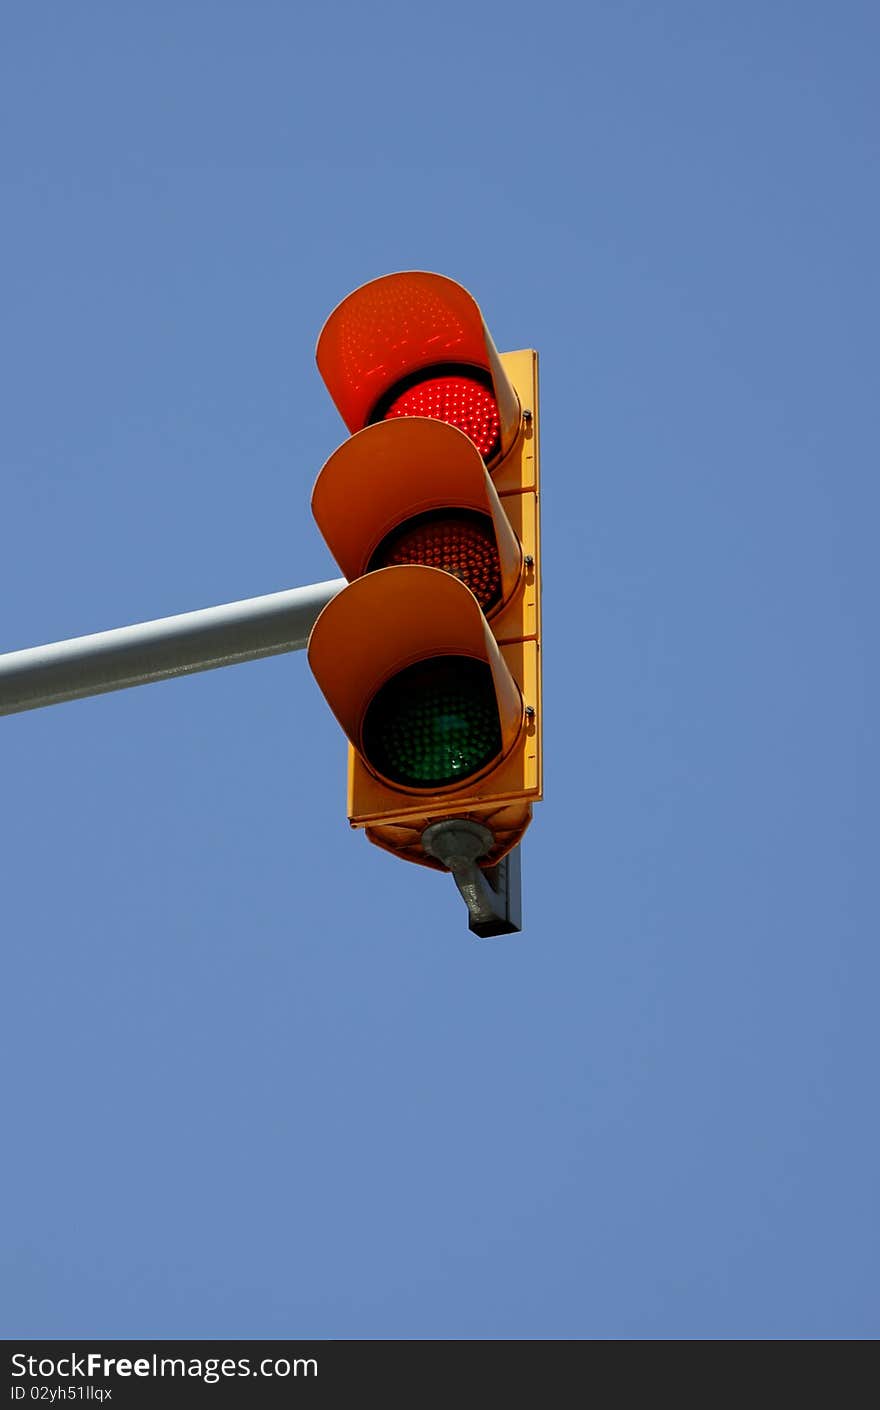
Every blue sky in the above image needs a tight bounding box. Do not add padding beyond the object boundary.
[1,2,877,1339]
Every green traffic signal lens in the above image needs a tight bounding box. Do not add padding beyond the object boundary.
[368,511,502,613]
[362,656,502,789]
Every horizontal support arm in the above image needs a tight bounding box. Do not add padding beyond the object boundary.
[0,578,346,717]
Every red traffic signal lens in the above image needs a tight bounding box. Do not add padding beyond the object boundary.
[375,368,501,462]
[362,656,502,789]
[368,511,502,613]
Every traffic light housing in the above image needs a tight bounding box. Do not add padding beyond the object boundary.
[308,271,541,875]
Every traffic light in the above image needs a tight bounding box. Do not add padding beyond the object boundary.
[307,271,541,914]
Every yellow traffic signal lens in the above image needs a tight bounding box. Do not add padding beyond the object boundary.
[378,370,501,461]
[362,656,502,788]
[367,511,502,613]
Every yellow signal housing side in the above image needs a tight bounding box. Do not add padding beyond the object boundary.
[490,348,541,655]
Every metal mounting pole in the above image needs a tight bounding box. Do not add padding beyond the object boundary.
[0,578,345,717]
[421,820,523,938]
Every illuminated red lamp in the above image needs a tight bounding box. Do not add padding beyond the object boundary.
[315,271,519,468]
[375,370,502,462]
